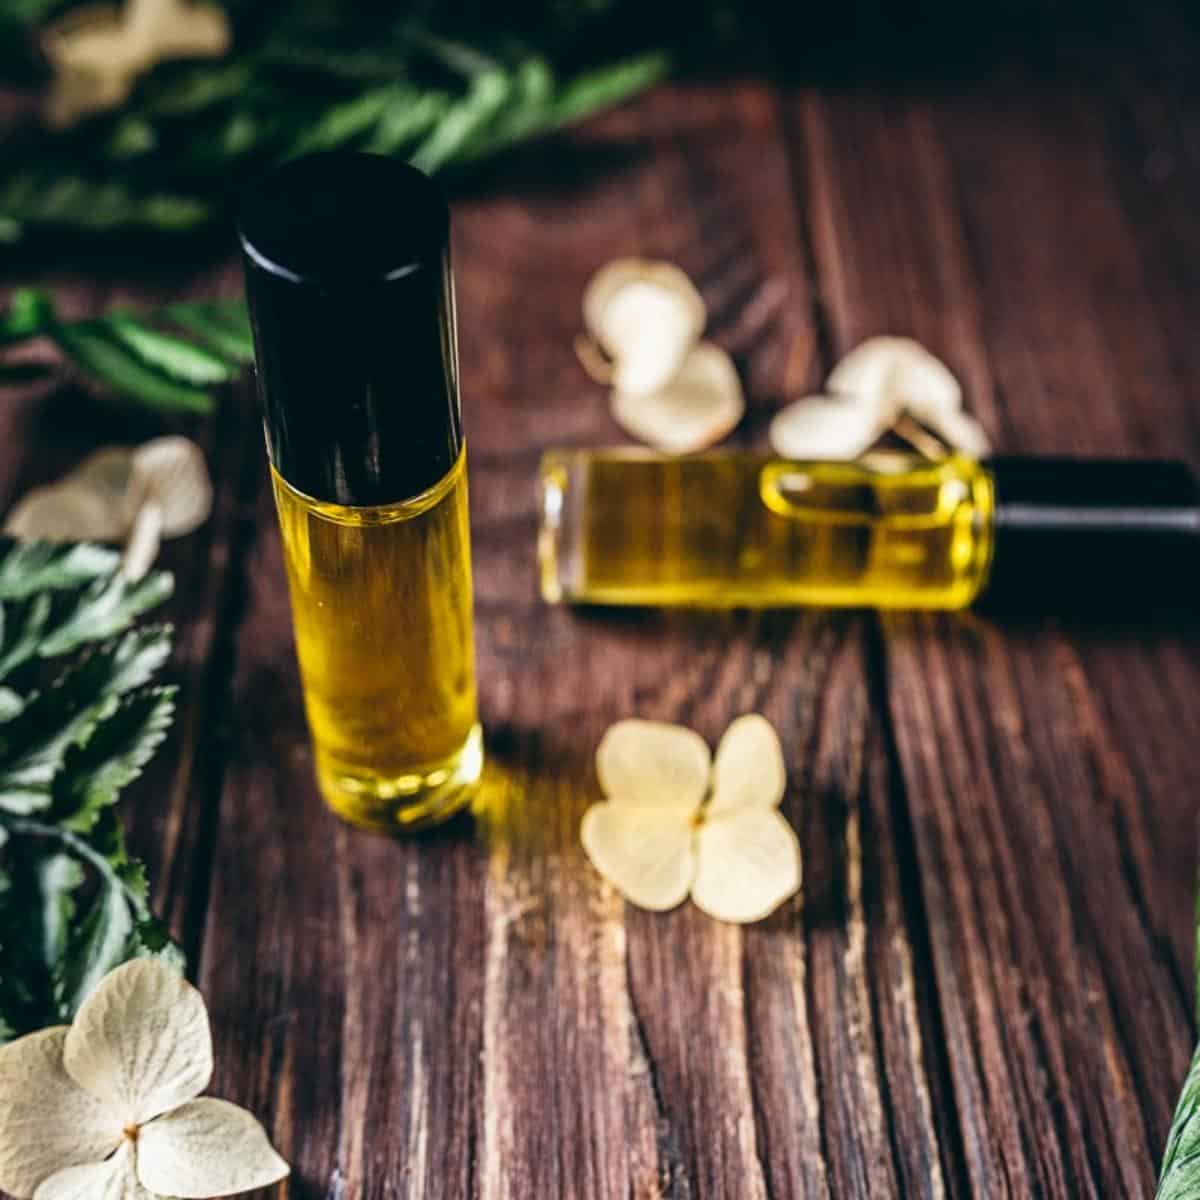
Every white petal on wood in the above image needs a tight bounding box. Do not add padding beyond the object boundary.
[595,719,711,811]
[827,336,912,401]
[0,1028,120,1198]
[120,501,165,583]
[3,445,137,544]
[708,714,787,815]
[121,438,213,538]
[33,1142,151,1200]
[583,258,653,340]
[136,1097,289,1199]
[828,335,964,428]
[692,808,802,924]
[922,407,992,458]
[583,258,705,356]
[612,342,744,454]
[4,483,129,544]
[768,394,889,461]
[72,448,136,508]
[584,259,706,398]
[894,354,963,428]
[581,802,698,912]
[64,960,212,1126]
[605,281,703,397]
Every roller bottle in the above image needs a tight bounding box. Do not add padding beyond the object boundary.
[240,153,480,832]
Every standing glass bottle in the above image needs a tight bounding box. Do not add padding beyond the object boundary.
[240,153,480,833]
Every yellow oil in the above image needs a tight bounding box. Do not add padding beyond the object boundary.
[271,449,480,832]
[539,450,994,609]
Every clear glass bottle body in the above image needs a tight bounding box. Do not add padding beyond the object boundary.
[539,449,994,609]
[272,448,480,831]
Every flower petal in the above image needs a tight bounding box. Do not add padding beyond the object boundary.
[582,257,652,340]
[595,719,711,811]
[606,283,703,397]
[64,959,212,1126]
[708,714,786,815]
[0,1027,120,1199]
[768,394,890,461]
[136,1097,289,1199]
[612,342,744,454]
[889,350,963,429]
[3,482,129,544]
[581,802,698,911]
[122,437,213,538]
[827,336,911,402]
[34,1142,151,1200]
[692,807,802,924]
[828,336,964,431]
[922,407,991,458]
[72,447,136,509]
[583,258,706,398]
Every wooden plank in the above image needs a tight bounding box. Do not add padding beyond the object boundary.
[191,79,958,1197]
[464,79,956,1199]
[786,28,1200,1193]
[6,19,1198,1193]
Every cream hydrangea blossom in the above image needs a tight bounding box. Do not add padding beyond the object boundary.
[578,258,745,454]
[581,715,801,923]
[0,959,288,1200]
[4,437,213,582]
[582,258,707,398]
[42,0,231,128]
[770,336,991,461]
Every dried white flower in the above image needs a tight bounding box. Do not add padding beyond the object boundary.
[768,392,894,461]
[579,257,747,454]
[581,715,801,923]
[582,258,706,397]
[769,336,991,461]
[0,959,289,1200]
[42,0,231,128]
[120,437,213,581]
[611,342,744,455]
[4,437,213,580]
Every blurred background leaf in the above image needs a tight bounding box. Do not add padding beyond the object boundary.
[0,0,697,245]
[0,289,252,414]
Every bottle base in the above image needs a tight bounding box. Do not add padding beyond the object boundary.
[315,724,484,835]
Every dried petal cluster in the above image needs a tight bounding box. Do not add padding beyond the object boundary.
[0,959,288,1200]
[42,0,230,128]
[5,437,212,580]
[770,336,991,461]
[581,715,801,923]
[580,258,744,453]
[578,258,991,463]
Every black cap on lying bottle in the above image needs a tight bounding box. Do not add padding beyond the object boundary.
[238,152,462,507]
[981,457,1200,613]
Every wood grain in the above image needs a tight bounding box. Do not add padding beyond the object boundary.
[3,7,1200,1197]
[785,30,1200,1193]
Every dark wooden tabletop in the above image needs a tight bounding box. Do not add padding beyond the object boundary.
[6,6,1200,1196]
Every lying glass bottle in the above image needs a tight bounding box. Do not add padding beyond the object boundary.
[538,449,1199,610]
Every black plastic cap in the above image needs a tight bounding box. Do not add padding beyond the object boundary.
[981,457,1200,612]
[239,153,462,507]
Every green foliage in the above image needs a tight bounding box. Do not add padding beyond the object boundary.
[0,288,252,414]
[1159,1042,1200,1199]
[0,538,180,1041]
[0,171,212,243]
[1,2,671,242]
[1157,879,1200,1198]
